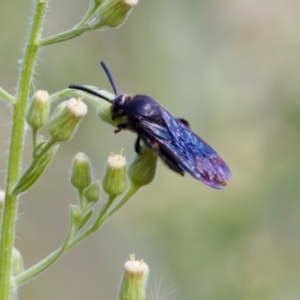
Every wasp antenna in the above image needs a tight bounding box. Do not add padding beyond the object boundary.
[68,84,113,103]
[100,61,118,96]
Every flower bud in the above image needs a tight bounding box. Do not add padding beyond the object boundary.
[48,98,87,142]
[119,254,149,300]
[102,152,126,196]
[71,152,93,190]
[84,180,100,203]
[128,145,157,188]
[96,97,114,125]
[97,0,138,28]
[12,247,24,276]
[26,90,50,129]
[96,91,127,127]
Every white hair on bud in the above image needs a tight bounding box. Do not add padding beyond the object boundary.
[67,98,87,117]
[124,0,138,6]
[35,90,49,103]
[124,258,149,274]
[74,152,89,162]
[108,153,126,169]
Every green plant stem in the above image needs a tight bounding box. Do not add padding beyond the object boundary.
[32,128,38,157]
[0,87,15,104]
[39,26,91,47]
[50,88,104,106]
[78,189,84,211]
[14,214,76,286]
[0,0,47,298]
[39,1,103,47]
[108,184,140,217]
[13,184,140,286]
[14,195,116,285]
[50,89,74,102]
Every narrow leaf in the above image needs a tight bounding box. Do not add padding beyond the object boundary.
[77,210,93,231]
[13,145,59,195]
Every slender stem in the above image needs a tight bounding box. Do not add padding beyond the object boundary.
[50,88,113,107]
[0,1,47,298]
[32,128,38,158]
[39,26,91,47]
[14,195,113,285]
[78,189,84,211]
[108,184,139,217]
[14,215,76,285]
[39,1,103,48]
[0,87,15,104]
[50,89,74,102]
[98,195,117,221]
[14,195,117,285]
[14,185,139,286]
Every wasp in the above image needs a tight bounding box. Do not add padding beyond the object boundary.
[69,61,231,189]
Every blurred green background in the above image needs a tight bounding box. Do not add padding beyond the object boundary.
[1,0,300,299]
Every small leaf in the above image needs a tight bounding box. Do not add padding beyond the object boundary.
[13,145,59,195]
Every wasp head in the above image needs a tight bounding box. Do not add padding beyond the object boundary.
[111,94,132,120]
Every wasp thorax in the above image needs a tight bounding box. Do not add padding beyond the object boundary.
[111,94,132,120]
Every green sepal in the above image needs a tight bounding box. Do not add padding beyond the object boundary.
[13,145,59,195]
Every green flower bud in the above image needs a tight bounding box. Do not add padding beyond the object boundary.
[12,247,24,276]
[97,97,114,125]
[26,90,50,129]
[119,254,149,300]
[128,145,157,188]
[71,152,93,190]
[48,98,87,142]
[96,91,127,127]
[84,180,100,203]
[97,0,138,28]
[102,152,127,196]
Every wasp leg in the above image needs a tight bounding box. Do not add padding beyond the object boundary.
[139,133,185,176]
[158,148,185,176]
[134,136,142,154]
[178,118,190,128]
[114,122,128,134]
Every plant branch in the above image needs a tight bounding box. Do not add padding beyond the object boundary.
[14,213,76,285]
[0,0,47,298]
[39,26,92,47]
[0,87,15,104]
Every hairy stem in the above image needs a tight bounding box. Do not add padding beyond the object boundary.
[0,0,47,298]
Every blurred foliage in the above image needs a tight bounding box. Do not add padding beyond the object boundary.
[1,0,300,299]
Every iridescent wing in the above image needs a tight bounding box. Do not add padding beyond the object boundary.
[138,107,231,189]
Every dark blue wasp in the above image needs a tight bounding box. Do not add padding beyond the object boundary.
[69,61,231,189]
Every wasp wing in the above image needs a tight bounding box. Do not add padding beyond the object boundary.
[138,108,231,189]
